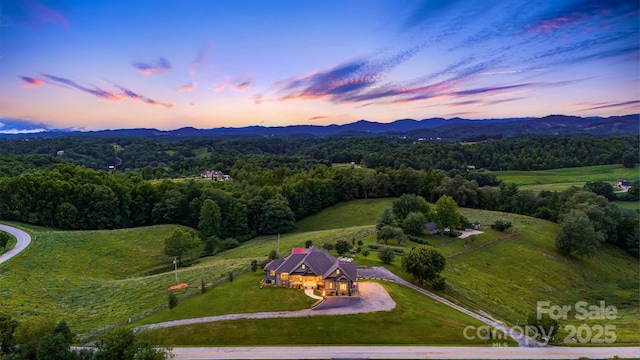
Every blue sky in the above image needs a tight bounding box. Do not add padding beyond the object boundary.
[0,0,638,131]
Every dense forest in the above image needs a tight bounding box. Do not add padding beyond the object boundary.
[0,134,637,256]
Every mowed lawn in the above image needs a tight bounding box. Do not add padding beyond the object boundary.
[492,164,639,191]
[145,281,498,346]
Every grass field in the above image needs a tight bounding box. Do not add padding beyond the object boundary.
[2,195,638,345]
[0,231,16,255]
[615,201,640,210]
[492,164,639,192]
[145,281,497,346]
[0,223,248,337]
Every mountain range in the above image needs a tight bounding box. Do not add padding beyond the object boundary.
[0,114,637,140]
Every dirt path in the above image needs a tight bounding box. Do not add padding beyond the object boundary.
[134,282,395,332]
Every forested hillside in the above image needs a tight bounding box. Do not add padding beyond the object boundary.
[0,134,637,256]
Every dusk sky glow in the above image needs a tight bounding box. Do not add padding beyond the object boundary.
[1,0,638,131]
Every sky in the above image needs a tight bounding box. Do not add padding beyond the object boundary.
[0,0,638,132]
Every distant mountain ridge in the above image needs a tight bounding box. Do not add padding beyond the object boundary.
[0,114,637,140]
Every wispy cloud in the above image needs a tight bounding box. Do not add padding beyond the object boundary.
[31,73,173,108]
[577,100,640,111]
[212,76,254,92]
[2,0,69,28]
[190,41,212,76]
[178,82,196,92]
[20,76,44,88]
[42,73,123,102]
[114,85,174,108]
[132,57,172,75]
[307,116,327,121]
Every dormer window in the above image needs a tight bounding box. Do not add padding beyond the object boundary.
[301,264,306,269]
[336,269,340,275]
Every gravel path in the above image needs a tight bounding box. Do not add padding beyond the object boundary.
[134,282,395,332]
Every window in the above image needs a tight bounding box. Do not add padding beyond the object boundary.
[327,282,333,289]
[339,282,348,291]
[269,270,275,277]
[336,269,340,275]
[280,273,289,280]
[301,264,306,269]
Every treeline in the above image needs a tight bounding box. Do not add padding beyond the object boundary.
[0,161,636,255]
[0,136,637,177]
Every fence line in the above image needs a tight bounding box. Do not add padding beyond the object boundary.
[79,266,250,343]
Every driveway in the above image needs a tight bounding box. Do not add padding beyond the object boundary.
[0,224,32,265]
[135,282,395,332]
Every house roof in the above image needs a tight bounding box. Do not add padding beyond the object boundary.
[264,246,357,281]
[424,221,438,230]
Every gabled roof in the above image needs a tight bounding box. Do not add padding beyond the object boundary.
[264,259,285,271]
[265,246,357,280]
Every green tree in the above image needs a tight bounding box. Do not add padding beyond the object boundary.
[335,239,351,256]
[198,199,221,239]
[250,259,259,272]
[621,152,637,168]
[163,228,192,265]
[0,232,11,250]
[583,181,616,201]
[491,220,512,232]
[36,334,72,360]
[168,292,178,313]
[401,246,446,285]
[376,208,396,231]
[377,225,402,245]
[0,312,18,355]
[434,195,461,231]
[555,210,604,257]
[626,180,639,201]
[391,194,431,221]
[362,249,370,258]
[402,211,427,236]
[377,247,395,264]
[258,195,295,235]
[93,327,172,360]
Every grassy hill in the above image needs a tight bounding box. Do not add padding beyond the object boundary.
[491,164,639,192]
[2,196,638,344]
[0,223,248,337]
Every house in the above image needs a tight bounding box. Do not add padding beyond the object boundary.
[201,170,230,181]
[470,222,481,230]
[264,246,358,296]
[467,165,476,170]
[423,221,439,235]
[617,179,632,192]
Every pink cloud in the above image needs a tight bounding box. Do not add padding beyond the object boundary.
[308,116,327,121]
[20,76,44,88]
[212,76,254,92]
[178,82,196,92]
[132,57,172,76]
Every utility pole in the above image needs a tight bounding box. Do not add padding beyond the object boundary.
[277,233,280,256]
[173,257,178,284]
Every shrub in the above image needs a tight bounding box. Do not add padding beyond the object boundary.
[491,220,512,232]
[378,247,395,264]
[305,240,313,248]
[227,271,234,282]
[407,235,430,245]
[219,238,240,251]
[362,249,370,257]
[447,230,459,237]
[268,250,279,260]
[250,259,258,272]
[368,244,381,250]
[432,276,446,290]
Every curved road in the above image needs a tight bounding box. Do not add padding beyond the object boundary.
[0,224,31,265]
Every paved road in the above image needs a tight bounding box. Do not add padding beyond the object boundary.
[358,267,544,347]
[169,345,640,359]
[0,224,31,265]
